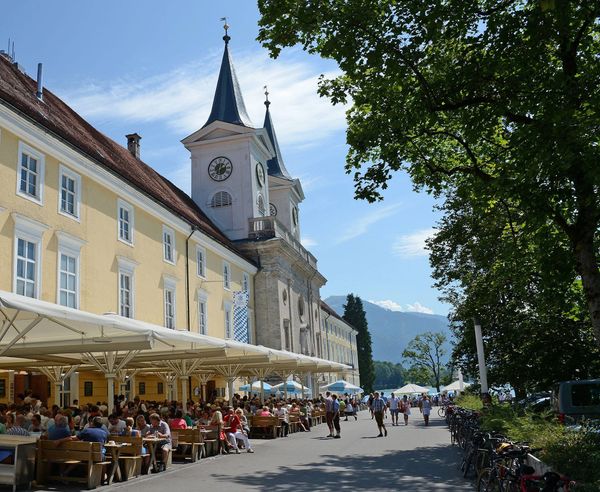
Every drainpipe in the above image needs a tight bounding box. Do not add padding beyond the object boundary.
[185,228,197,331]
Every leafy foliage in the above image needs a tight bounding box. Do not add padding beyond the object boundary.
[402,331,448,391]
[343,294,375,392]
[257,0,600,347]
[373,360,405,389]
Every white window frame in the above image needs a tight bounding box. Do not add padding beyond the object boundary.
[58,164,81,221]
[56,231,86,309]
[222,261,231,290]
[224,301,233,339]
[242,272,250,295]
[117,256,138,318]
[196,245,206,278]
[117,199,134,246]
[12,213,48,299]
[163,276,177,329]
[162,225,176,264]
[198,289,208,335]
[16,142,45,206]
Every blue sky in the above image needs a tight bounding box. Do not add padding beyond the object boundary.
[1,1,448,316]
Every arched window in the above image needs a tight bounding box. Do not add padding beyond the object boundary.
[257,194,266,216]
[211,191,232,208]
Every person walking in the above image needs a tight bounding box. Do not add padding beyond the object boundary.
[331,394,341,438]
[420,394,432,426]
[325,392,335,437]
[371,392,387,437]
[388,393,400,426]
[367,393,374,419]
[401,395,411,426]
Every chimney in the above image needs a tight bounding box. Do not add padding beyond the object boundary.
[125,133,141,159]
[36,63,43,101]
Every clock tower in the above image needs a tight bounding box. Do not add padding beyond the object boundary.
[182,29,274,240]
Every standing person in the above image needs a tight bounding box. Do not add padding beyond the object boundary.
[371,392,387,437]
[420,394,432,426]
[325,392,335,437]
[388,393,400,426]
[401,395,411,426]
[367,393,375,419]
[274,403,289,437]
[331,394,341,438]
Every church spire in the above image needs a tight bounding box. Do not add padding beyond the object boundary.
[203,22,253,129]
[262,87,292,180]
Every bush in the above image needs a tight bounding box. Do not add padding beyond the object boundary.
[455,402,600,487]
[455,394,483,411]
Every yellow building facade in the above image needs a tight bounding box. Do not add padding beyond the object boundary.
[0,57,257,405]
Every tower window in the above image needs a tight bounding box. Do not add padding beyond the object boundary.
[257,194,266,216]
[211,191,232,208]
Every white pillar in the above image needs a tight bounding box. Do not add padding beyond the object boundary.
[473,319,488,394]
[458,368,464,393]
[180,376,189,410]
[227,378,234,406]
[260,380,264,404]
[106,374,116,414]
[54,382,62,407]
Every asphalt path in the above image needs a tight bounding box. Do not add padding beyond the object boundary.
[28,410,470,492]
[101,409,472,492]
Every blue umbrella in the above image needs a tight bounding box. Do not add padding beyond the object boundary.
[321,380,364,394]
[239,381,272,392]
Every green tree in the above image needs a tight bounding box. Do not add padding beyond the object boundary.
[373,360,405,389]
[429,192,600,397]
[402,331,447,392]
[258,1,600,348]
[343,294,375,392]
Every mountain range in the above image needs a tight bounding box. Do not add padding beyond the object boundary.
[324,295,452,364]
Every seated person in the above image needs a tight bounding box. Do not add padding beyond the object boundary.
[257,406,273,417]
[30,414,43,433]
[148,413,171,471]
[6,415,30,436]
[47,414,72,441]
[168,410,187,430]
[107,414,126,435]
[223,408,253,454]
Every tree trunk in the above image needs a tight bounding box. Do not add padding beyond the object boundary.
[573,232,600,349]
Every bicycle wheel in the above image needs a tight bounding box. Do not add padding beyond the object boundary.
[438,406,446,417]
[477,468,501,492]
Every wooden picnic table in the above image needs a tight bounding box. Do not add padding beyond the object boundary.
[103,442,129,484]
[142,437,159,472]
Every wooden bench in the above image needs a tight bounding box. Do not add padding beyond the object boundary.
[249,416,279,439]
[312,410,325,425]
[171,428,205,462]
[36,440,110,490]
[289,414,301,433]
[112,436,146,479]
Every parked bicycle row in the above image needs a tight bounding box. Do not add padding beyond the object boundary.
[445,405,577,491]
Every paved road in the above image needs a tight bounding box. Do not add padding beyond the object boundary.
[104,410,471,492]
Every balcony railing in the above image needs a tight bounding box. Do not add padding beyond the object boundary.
[248,216,318,269]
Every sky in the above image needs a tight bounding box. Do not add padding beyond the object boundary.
[0,1,449,316]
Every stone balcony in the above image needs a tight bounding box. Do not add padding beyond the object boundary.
[248,217,318,269]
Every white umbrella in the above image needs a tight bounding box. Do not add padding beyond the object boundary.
[389,383,430,395]
[442,380,472,392]
[320,380,364,394]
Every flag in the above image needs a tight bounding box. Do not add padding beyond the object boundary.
[233,290,249,343]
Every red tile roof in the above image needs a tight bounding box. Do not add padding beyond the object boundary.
[0,55,252,263]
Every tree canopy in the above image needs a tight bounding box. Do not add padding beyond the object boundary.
[343,294,375,392]
[402,331,448,392]
[258,0,600,347]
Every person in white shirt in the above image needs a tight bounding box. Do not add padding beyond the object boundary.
[107,414,126,435]
[274,403,289,437]
[388,393,400,426]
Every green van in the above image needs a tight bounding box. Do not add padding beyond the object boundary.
[552,379,600,423]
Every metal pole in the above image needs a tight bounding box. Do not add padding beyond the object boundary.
[473,318,488,394]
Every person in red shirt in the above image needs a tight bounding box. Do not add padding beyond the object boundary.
[224,408,254,454]
[169,410,188,430]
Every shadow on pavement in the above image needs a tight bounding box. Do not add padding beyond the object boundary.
[210,445,469,491]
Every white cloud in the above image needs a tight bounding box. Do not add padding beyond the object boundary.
[337,203,402,243]
[369,300,403,311]
[405,302,434,315]
[301,237,317,248]
[64,50,347,151]
[393,228,436,258]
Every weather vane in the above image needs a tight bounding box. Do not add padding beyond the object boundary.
[220,17,230,44]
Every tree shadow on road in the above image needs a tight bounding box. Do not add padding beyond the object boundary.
[209,444,471,491]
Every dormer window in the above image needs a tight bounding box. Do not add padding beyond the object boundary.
[211,191,232,208]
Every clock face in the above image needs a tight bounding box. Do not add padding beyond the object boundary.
[208,157,233,181]
[269,203,277,216]
[256,163,265,186]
